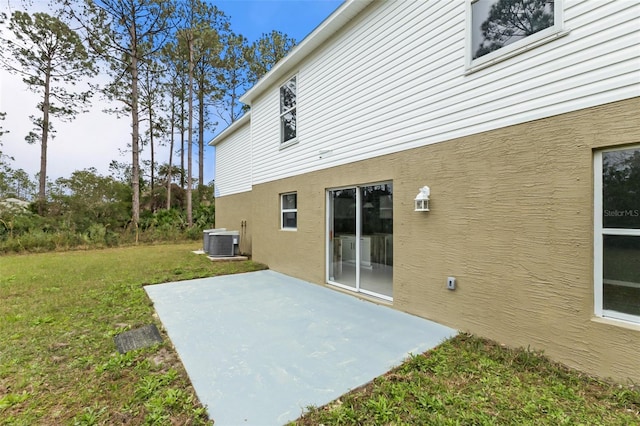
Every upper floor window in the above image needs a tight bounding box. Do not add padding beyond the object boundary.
[594,145,640,324]
[280,76,297,145]
[468,0,562,69]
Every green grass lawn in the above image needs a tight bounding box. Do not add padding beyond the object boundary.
[1,244,639,425]
[292,334,640,425]
[0,243,266,425]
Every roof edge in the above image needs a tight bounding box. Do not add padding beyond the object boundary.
[208,112,251,146]
[240,0,373,105]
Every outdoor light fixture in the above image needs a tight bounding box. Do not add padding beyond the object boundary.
[414,186,430,211]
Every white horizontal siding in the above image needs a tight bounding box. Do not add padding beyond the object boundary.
[214,121,252,197]
[249,0,640,185]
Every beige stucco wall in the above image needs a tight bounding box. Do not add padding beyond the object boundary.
[215,97,640,382]
[214,191,253,255]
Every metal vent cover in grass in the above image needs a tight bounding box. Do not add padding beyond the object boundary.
[114,324,163,354]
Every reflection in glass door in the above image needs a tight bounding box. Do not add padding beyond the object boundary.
[327,183,393,300]
[328,188,357,289]
[359,184,393,298]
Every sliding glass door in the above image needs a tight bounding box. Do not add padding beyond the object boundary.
[328,188,357,289]
[327,183,393,300]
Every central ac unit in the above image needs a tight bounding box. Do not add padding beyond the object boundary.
[202,228,226,251]
[207,231,240,257]
[209,234,235,256]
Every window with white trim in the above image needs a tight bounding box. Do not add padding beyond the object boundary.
[468,0,563,69]
[281,192,297,230]
[280,76,297,145]
[594,145,640,324]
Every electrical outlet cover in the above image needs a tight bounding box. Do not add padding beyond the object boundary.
[447,277,456,290]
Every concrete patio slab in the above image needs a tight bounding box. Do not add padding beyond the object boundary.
[145,270,457,425]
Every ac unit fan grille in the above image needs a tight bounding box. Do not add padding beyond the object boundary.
[208,234,235,257]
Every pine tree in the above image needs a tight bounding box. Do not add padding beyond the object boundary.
[1,11,95,213]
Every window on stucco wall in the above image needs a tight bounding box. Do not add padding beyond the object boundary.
[594,145,640,324]
[281,192,297,230]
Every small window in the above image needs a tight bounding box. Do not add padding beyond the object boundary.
[281,192,297,230]
[595,145,640,324]
[468,0,562,68]
[280,76,297,145]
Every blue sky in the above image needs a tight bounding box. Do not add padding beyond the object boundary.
[0,0,343,185]
[218,0,342,42]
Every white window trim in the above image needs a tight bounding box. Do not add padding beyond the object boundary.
[279,138,299,150]
[594,150,604,318]
[594,146,640,325]
[465,0,568,74]
[281,192,297,231]
[279,74,298,147]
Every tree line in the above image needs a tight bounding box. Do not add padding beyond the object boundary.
[0,0,295,250]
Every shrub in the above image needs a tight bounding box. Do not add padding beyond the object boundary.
[0,202,214,253]
[86,224,107,245]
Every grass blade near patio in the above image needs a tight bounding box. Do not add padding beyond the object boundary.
[293,334,640,425]
[0,243,266,425]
